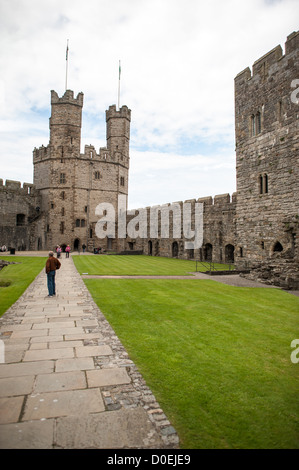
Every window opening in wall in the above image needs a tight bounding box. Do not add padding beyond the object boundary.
[261,241,265,249]
[256,111,261,134]
[239,247,243,257]
[61,207,65,216]
[16,214,26,226]
[60,221,65,234]
[51,202,54,209]
[259,175,263,194]
[76,219,80,227]
[61,191,65,200]
[273,241,283,252]
[81,219,85,227]
[60,173,66,184]
[85,206,88,213]
[95,171,100,179]
[263,174,268,193]
[259,174,268,194]
[251,115,256,136]
[120,176,125,186]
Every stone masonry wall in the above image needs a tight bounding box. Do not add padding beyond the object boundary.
[121,192,236,262]
[234,31,299,289]
[0,179,45,251]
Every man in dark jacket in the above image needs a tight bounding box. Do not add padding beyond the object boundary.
[45,251,61,296]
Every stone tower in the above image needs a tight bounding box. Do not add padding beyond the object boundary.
[33,90,131,252]
[234,31,299,288]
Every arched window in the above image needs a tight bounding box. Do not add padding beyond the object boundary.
[259,174,268,194]
[256,111,261,134]
[273,242,283,252]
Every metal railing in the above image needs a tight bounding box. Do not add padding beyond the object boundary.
[195,261,235,272]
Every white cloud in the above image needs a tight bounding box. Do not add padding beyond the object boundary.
[0,0,298,207]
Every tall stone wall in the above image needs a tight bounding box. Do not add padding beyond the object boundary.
[234,31,299,288]
[0,179,45,251]
[121,192,236,262]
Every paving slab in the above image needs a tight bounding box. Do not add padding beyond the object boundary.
[34,371,87,393]
[86,368,131,388]
[0,254,179,449]
[23,388,105,420]
[0,420,55,449]
[55,407,164,449]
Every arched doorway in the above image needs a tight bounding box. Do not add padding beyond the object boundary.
[74,238,80,251]
[204,243,213,261]
[172,241,178,258]
[148,240,153,256]
[37,237,42,251]
[225,244,235,263]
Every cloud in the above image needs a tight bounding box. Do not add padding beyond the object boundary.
[0,0,298,207]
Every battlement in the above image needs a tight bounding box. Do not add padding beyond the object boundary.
[51,89,84,107]
[33,145,50,161]
[106,105,131,121]
[131,193,237,214]
[235,30,298,84]
[0,179,36,195]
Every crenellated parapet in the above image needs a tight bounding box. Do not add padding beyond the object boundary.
[51,89,84,108]
[33,145,50,162]
[234,31,298,85]
[0,179,36,195]
[106,104,131,121]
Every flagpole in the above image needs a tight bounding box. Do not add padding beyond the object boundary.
[65,40,69,91]
[118,60,121,110]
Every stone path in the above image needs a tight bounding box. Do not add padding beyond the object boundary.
[0,256,179,449]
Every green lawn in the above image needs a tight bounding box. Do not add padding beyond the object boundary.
[73,254,232,275]
[83,277,299,449]
[0,256,47,317]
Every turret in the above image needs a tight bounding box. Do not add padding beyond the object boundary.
[49,90,84,158]
[106,105,131,167]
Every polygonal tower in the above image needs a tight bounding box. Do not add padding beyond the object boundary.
[33,90,131,252]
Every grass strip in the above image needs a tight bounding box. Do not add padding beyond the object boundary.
[0,256,47,317]
[84,278,299,449]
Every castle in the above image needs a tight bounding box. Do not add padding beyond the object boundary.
[0,31,298,289]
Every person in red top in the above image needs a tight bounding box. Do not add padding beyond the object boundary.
[45,251,61,297]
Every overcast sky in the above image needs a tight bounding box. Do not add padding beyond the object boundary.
[0,0,298,209]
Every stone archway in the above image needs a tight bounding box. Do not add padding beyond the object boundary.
[225,244,235,263]
[74,238,80,251]
[204,243,213,261]
[172,241,179,258]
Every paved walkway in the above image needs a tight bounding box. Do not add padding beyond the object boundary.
[0,256,179,449]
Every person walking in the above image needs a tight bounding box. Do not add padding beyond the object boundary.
[45,251,61,297]
[65,244,71,258]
